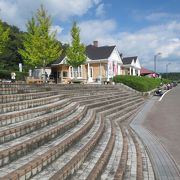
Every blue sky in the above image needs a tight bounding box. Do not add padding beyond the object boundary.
[0,0,180,72]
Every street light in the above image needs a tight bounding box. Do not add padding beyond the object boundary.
[166,63,171,79]
[154,52,161,73]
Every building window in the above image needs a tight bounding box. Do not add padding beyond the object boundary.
[77,65,82,77]
[70,66,82,78]
[63,71,68,77]
[70,67,73,78]
[90,66,93,78]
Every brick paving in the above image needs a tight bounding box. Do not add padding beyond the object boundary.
[130,90,180,180]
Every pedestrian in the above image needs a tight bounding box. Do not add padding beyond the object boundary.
[11,72,16,83]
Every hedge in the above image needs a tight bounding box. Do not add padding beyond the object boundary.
[0,70,28,81]
[113,75,162,92]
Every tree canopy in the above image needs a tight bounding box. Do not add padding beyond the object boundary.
[18,5,61,68]
[66,21,86,68]
[0,21,24,70]
[0,20,9,54]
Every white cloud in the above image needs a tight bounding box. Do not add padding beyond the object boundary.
[79,19,117,45]
[73,19,180,72]
[0,0,102,30]
[96,3,105,17]
[50,25,63,34]
[145,12,180,21]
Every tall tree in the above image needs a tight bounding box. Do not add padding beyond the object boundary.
[66,21,86,77]
[0,20,9,54]
[19,5,61,71]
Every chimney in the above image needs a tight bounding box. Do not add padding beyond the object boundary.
[120,53,123,59]
[93,41,98,47]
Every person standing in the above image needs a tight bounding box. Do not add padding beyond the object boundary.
[11,72,16,82]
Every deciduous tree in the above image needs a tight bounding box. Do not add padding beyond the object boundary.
[0,20,9,54]
[19,5,61,72]
[66,21,86,78]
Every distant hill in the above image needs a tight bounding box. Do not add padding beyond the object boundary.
[161,72,180,81]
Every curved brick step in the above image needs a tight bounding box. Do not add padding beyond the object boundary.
[77,92,132,106]
[0,94,69,114]
[101,98,144,118]
[0,84,146,180]
[53,89,121,96]
[0,101,78,144]
[114,125,128,179]
[55,95,144,179]
[86,120,116,180]
[71,91,128,102]
[0,109,96,179]
[0,91,59,103]
[0,104,87,167]
[100,121,123,180]
[93,96,142,113]
[31,113,103,180]
[77,98,142,180]
[0,97,71,126]
[0,92,132,145]
[80,93,134,107]
[129,129,155,180]
[113,107,142,125]
[123,128,137,180]
[69,98,141,180]
[68,118,112,180]
[0,86,50,95]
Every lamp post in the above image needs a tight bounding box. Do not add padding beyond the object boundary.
[166,63,171,79]
[154,52,161,73]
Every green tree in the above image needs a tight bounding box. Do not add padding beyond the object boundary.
[19,5,61,72]
[66,21,86,78]
[0,22,24,70]
[0,20,9,54]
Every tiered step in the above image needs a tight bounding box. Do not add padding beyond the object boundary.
[0,83,155,180]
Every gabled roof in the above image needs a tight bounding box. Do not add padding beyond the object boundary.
[140,67,154,75]
[52,45,116,65]
[122,56,138,65]
[52,55,66,65]
[86,45,115,60]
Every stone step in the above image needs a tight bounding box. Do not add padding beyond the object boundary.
[31,112,102,180]
[0,92,136,145]
[100,121,123,180]
[77,92,132,106]
[0,86,50,95]
[0,97,71,126]
[69,118,112,180]
[0,101,78,144]
[124,129,137,180]
[71,91,128,102]
[0,91,59,103]
[0,84,147,180]
[129,129,155,180]
[53,89,121,96]
[0,94,68,114]
[113,107,142,124]
[114,125,128,179]
[101,98,144,118]
[0,109,96,179]
[106,100,144,121]
[94,96,142,113]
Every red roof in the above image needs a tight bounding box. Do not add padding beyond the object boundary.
[140,67,154,75]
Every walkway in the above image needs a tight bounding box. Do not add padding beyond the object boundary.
[130,86,180,180]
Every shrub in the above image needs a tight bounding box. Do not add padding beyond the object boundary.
[113,75,161,92]
[0,70,28,81]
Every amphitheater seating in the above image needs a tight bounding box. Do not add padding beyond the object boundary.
[0,82,155,180]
